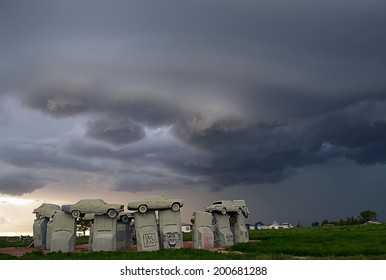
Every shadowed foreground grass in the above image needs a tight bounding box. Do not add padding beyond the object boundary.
[3,249,255,260]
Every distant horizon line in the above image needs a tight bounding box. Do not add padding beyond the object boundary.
[0,231,33,237]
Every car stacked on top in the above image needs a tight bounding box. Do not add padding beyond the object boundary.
[127,195,184,213]
[205,199,249,218]
[33,203,61,219]
[58,196,184,220]
[65,199,124,219]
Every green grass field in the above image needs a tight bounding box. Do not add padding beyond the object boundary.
[0,236,32,248]
[1,224,385,259]
[235,224,386,259]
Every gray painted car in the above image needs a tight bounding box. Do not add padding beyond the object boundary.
[205,200,249,218]
[69,199,124,219]
[232,200,250,218]
[33,203,61,219]
[118,211,135,223]
[127,195,184,213]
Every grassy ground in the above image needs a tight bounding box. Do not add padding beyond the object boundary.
[238,224,386,259]
[1,224,385,259]
[1,249,255,260]
[0,236,32,248]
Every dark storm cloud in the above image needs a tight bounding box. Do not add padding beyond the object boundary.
[2,0,386,192]
[0,171,47,195]
[21,79,101,117]
[164,100,386,188]
[85,118,145,145]
[58,128,211,191]
[22,78,187,127]
[0,139,102,173]
[113,171,200,193]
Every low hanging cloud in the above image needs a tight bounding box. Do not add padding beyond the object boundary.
[0,171,47,195]
[0,139,104,173]
[113,171,200,193]
[15,77,386,192]
[85,118,145,146]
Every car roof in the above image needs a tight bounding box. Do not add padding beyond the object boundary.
[212,200,232,204]
[143,195,165,199]
[77,199,105,202]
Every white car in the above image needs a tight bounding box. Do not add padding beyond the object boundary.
[68,199,124,219]
[205,200,249,218]
[127,195,184,213]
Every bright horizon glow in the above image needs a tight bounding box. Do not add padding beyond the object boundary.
[0,196,36,205]
[0,231,33,237]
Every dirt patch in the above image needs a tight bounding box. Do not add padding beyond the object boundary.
[0,247,36,257]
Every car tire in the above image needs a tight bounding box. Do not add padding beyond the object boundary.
[237,208,242,215]
[138,204,148,214]
[221,208,227,215]
[171,203,180,212]
[121,215,129,223]
[107,209,117,218]
[229,215,237,225]
[72,210,81,218]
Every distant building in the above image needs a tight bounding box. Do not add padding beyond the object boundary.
[364,221,381,225]
[181,223,192,233]
[260,221,293,230]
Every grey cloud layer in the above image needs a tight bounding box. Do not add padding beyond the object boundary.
[85,118,145,146]
[0,171,48,195]
[1,1,386,194]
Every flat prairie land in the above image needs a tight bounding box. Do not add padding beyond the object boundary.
[240,224,386,259]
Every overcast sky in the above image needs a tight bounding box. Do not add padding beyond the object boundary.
[1,0,386,234]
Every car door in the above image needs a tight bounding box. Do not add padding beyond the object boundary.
[84,201,92,213]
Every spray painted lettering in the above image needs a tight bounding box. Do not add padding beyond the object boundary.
[143,233,157,247]
[204,235,214,248]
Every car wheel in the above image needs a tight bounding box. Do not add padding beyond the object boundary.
[229,216,237,225]
[107,209,117,218]
[237,208,242,215]
[72,210,81,218]
[121,215,129,223]
[138,204,148,214]
[221,207,227,215]
[171,203,180,212]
